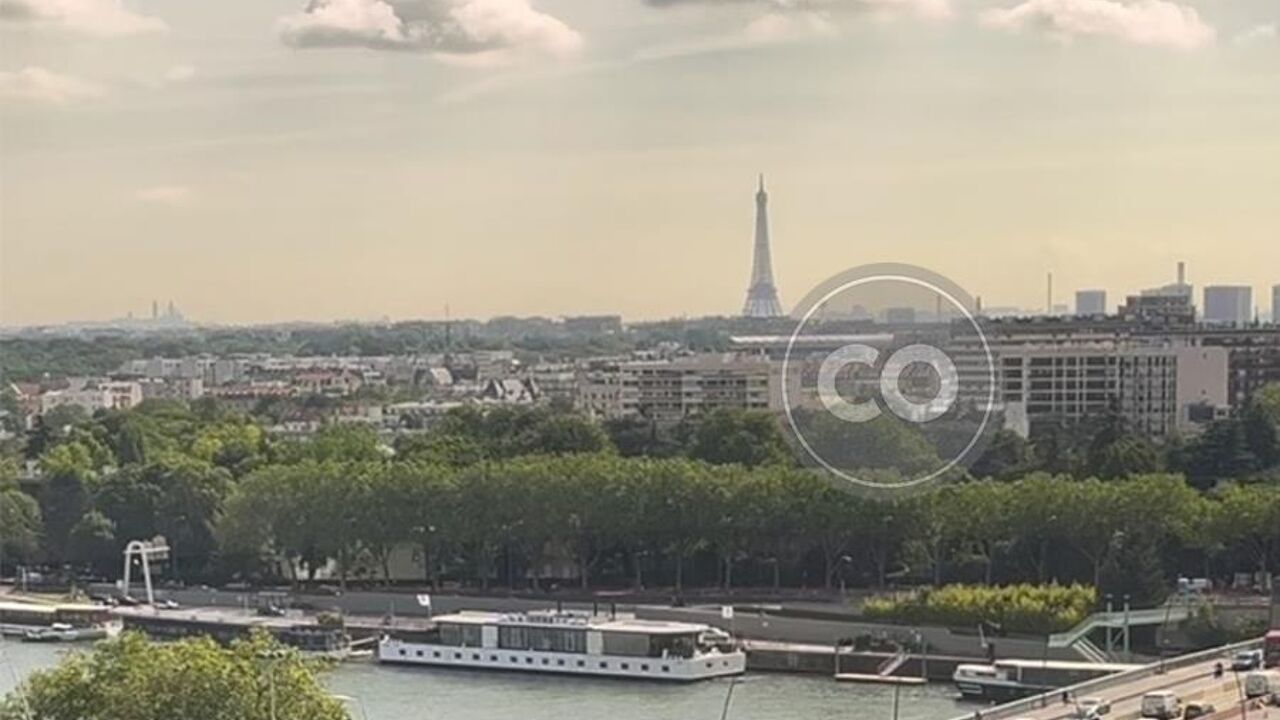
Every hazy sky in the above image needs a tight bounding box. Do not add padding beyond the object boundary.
[2,0,1278,326]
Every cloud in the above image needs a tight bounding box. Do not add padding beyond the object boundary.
[0,0,166,37]
[644,0,953,22]
[0,66,104,104]
[743,10,838,44]
[135,185,193,206]
[1233,23,1277,47]
[980,0,1215,50]
[277,0,583,63]
[163,64,196,83]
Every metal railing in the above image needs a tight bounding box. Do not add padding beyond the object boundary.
[949,637,1265,720]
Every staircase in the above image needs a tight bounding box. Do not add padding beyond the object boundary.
[1073,637,1109,664]
[877,650,910,677]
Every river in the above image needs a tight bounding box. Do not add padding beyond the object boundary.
[1,641,973,720]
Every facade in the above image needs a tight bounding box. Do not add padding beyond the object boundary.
[1203,286,1252,326]
[741,176,785,318]
[577,355,775,423]
[139,377,205,401]
[993,342,1227,437]
[1075,290,1107,316]
[39,379,143,415]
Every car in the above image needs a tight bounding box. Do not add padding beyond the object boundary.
[1076,697,1112,719]
[1141,691,1182,720]
[155,599,180,610]
[1183,702,1216,719]
[1232,650,1264,672]
[257,604,287,617]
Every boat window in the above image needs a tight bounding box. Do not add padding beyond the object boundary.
[438,623,483,647]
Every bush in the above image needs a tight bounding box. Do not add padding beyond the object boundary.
[861,583,1097,634]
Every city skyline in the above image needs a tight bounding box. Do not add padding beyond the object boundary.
[3,0,1280,326]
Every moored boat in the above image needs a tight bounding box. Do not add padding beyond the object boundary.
[379,609,745,682]
[22,622,110,643]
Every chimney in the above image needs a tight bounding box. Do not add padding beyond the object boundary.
[1177,262,1186,286]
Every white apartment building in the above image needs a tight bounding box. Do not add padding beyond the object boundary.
[577,355,775,423]
[993,342,1227,437]
[40,379,143,415]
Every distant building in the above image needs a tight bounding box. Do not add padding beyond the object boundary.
[1119,294,1196,327]
[139,377,205,402]
[1075,290,1107,316]
[993,342,1227,437]
[479,378,540,404]
[563,315,623,335]
[1203,286,1252,326]
[742,176,785,318]
[578,354,775,423]
[1272,284,1279,325]
[40,379,142,415]
[1141,261,1193,301]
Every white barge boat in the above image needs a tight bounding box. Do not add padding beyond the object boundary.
[378,609,746,681]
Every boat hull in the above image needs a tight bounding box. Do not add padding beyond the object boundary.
[379,639,746,682]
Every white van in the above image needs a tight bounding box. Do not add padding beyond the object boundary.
[1140,691,1182,720]
[1244,670,1280,699]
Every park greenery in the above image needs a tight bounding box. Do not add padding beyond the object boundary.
[0,383,1278,619]
[861,583,1098,634]
[0,632,347,720]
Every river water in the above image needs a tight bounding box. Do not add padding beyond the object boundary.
[2,641,972,720]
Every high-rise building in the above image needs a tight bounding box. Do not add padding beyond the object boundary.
[1272,284,1279,325]
[1075,290,1107,316]
[1203,286,1252,326]
[741,175,784,318]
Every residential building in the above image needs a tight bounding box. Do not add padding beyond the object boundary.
[39,379,142,415]
[993,342,1227,437]
[577,355,775,423]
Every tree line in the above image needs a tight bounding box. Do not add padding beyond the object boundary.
[1,392,1278,607]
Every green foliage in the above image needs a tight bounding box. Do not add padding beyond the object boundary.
[686,408,791,468]
[0,632,347,720]
[862,583,1098,634]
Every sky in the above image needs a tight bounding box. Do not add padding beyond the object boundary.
[1,0,1278,326]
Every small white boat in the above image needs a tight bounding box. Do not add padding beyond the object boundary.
[379,609,746,682]
[22,622,109,643]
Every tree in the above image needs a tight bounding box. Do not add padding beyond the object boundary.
[1,632,348,720]
[686,408,791,468]
[0,472,41,576]
[969,430,1039,481]
[66,510,118,577]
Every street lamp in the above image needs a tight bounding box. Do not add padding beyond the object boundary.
[838,555,853,596]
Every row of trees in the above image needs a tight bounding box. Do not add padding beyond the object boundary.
[2,390,1278,603]
[215,457,1280,606]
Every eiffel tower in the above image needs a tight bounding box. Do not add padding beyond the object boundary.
[742,174,785,318]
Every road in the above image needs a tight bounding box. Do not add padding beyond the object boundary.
[982,655,1270,720]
